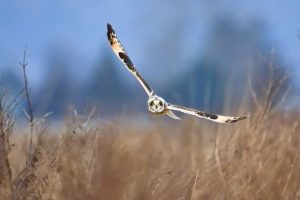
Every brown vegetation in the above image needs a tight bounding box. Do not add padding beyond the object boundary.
[1,52,299,199]
[0,105,300,200]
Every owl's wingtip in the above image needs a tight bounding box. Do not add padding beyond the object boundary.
[107,23,114,33]
[240,114,250,120]
[107,23,115,41]
[226,115,249,123]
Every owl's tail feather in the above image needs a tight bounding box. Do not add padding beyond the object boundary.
[166,110,181,120]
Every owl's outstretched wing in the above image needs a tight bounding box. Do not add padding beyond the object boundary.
[167,104,248,123]
[107,23,155,96]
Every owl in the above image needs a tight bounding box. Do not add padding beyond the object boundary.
[107,23,248,123]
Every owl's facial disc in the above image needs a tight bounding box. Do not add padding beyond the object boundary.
[147,96,166,113]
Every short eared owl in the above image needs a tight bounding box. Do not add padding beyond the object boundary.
[107,23,248,123]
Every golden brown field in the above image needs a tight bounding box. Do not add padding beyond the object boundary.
[1,106,300,200]
[1,57,299,199]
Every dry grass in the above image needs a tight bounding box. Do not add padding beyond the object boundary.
[1,52,299,199]
[1,110,300,200]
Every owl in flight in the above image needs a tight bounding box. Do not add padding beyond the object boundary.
[107,23,248,123]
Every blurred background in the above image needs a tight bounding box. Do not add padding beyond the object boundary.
[0,0,299,119]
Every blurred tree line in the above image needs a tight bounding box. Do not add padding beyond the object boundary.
[0,17,292,118]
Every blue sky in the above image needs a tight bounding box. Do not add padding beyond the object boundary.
[0,0,299,105]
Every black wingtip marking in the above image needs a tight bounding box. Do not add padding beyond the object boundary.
[107,23,113,32]
[107,23,115,41]
[226,115,248,123]
[226,119,237,123]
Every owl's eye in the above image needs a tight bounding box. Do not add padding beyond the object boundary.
[150,101,155,106]
[158,101,163,106]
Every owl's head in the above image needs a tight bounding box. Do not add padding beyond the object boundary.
[147,95,166,113]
